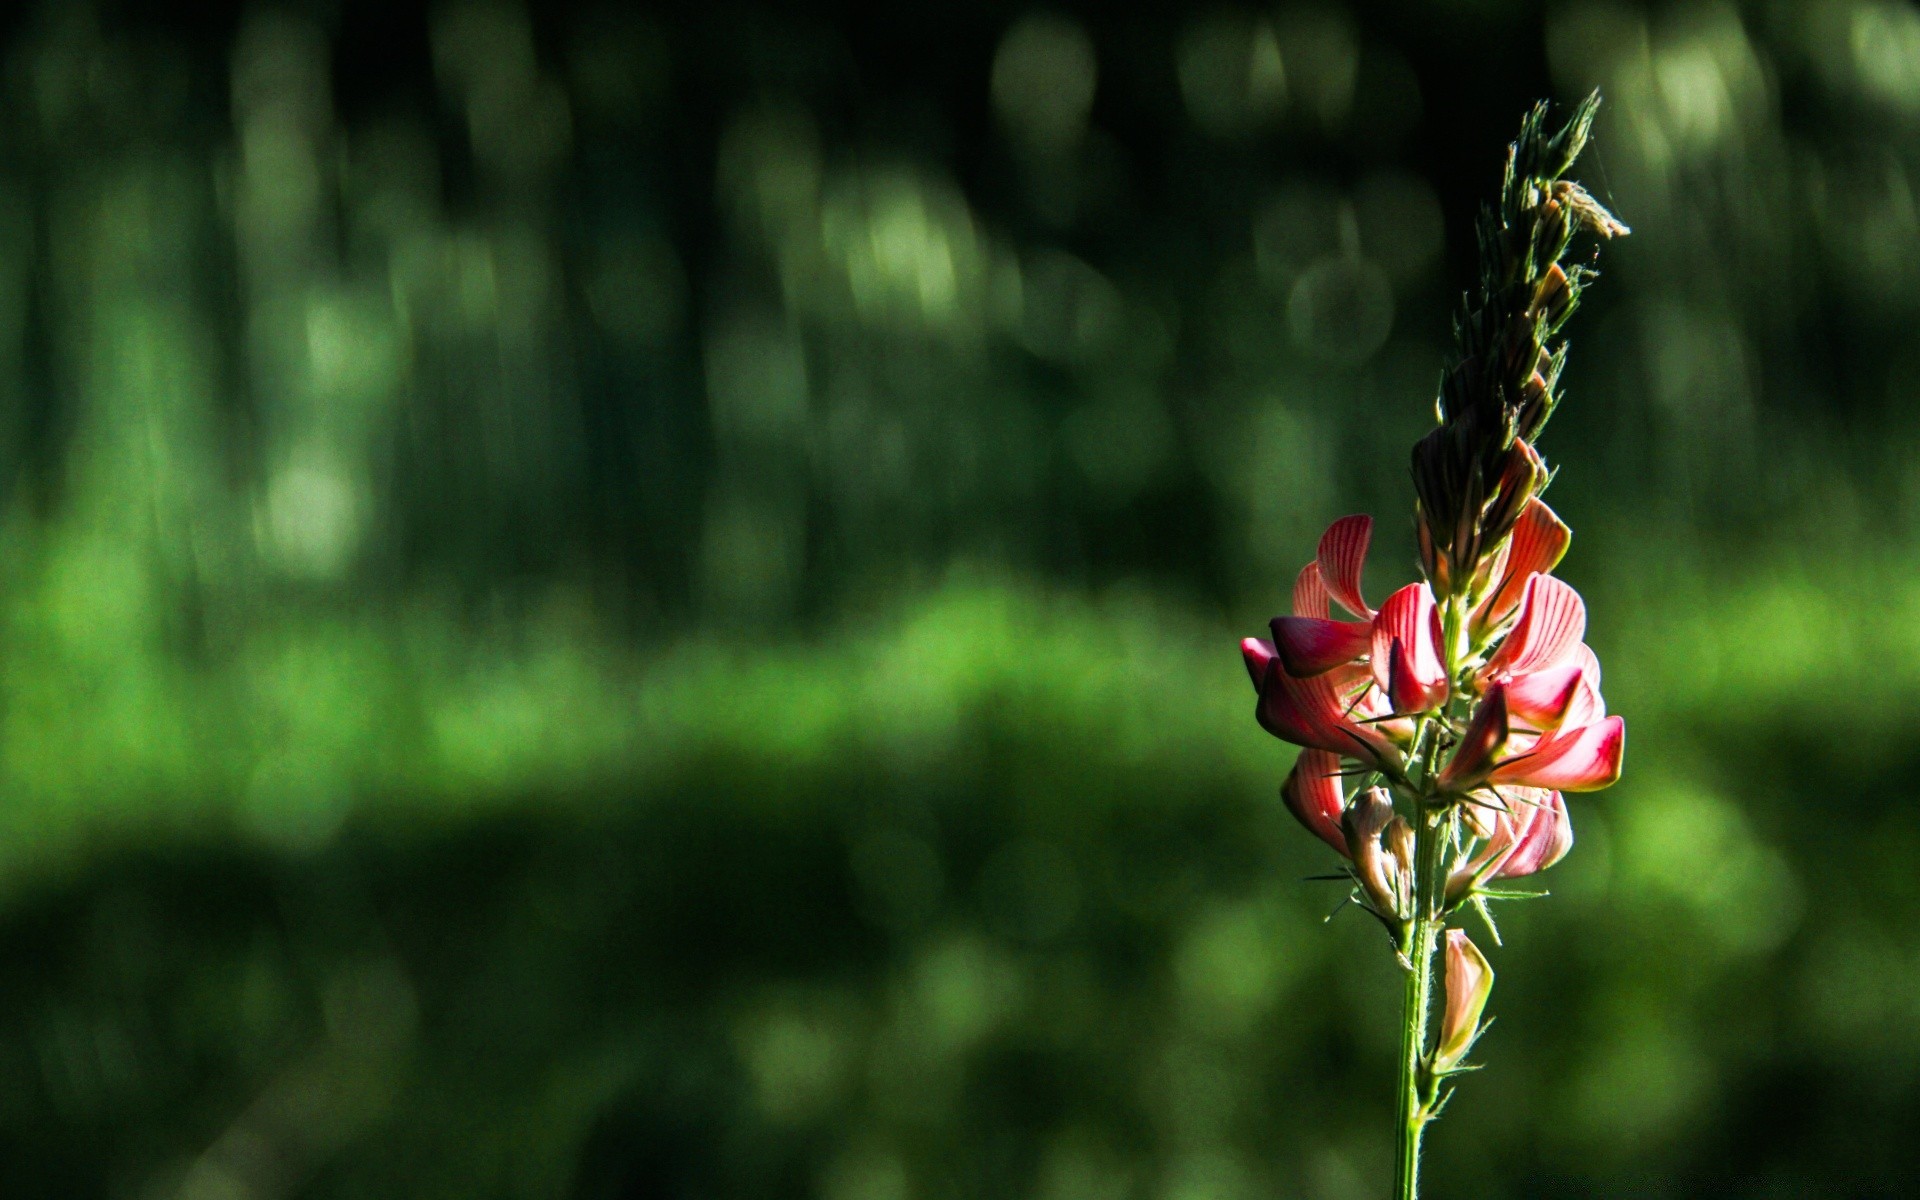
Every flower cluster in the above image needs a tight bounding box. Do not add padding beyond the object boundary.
[1239,503,1622,927]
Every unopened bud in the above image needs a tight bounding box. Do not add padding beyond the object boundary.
[1435,929,1494,1073]
[1343,788,1405,921]
[1384,817,1415,917]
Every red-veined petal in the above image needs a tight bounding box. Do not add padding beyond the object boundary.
[1490,715,1624,792]
[1293,562,1330,619]
[1282,749,1348,856]
[1317,514,1374,619]
[1483,574,1586,679]
[1475,498,1571,632]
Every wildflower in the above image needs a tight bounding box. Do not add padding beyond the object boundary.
[1447,788,1573,904]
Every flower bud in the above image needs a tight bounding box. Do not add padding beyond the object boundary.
[1342,788,1405,920]
[1435,929,1494,1073]
[1383,817,1415,917]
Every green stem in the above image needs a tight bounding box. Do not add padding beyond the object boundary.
[1397,598,1464,1200]
[1394,811,1443,1200]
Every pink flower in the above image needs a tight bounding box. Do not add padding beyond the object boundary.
[1469,497,1571,642]
[1437,681,1625,794]
[1247,654,1405,773]
[1271,515,1375,676]
[1447,788,1573,902]
[1371,582,1449,715]
[1250,515,1449,775]
[1439,575,1624,794]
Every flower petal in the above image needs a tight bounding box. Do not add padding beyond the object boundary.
[1371,583,1448,712]
[1271,615,1372,677]
[1293,562,1330,619]
[1317,515,1374,619]
[1564,648,1607,727]
[1282,749,1349,856]
[1438,684,1510,792]
[1490,715,1624,792]
[1483,574,1586,679]
[1241,637,1277,689]
[1255,659,1402,770]
[1476,498,1571,632]
[1502,664,1585,731]
[1496,790,1573,878]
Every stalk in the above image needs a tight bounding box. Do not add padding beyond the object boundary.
[1394,895,1432,1195]
[1394,595,1471,1198]
[1394,806,1447,1199]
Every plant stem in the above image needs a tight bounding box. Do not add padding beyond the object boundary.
[1394,808,1442,1200]
[1398,606,1460,1200]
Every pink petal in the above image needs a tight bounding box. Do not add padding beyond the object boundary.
[1502,664,1585,731]
[1292,563,1330,619]
[1483,574,1586,679]
[1317,515,1374,619]
[1476,498,1571,630]
[1255,658,1402,770]
[1496,790,1573,877]
[1438,684,1510,792]
[1282,749,1349,856]
[1241,637,1277,689]
[1574,642,1603,689]
[1371,583,1448,712]
[1271,615,1371,677]
[1490,715,1625,792]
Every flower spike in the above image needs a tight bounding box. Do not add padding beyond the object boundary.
[1235,97,1626,1185]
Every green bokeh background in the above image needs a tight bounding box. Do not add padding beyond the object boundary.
[0,1,1906,1196]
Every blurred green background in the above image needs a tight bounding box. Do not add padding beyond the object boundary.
[0,0,1906,1196]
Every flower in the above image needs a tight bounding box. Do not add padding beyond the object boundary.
[1437,573,1625,795]
[1447,788,1573,903]
[1468,497,1571,643]
[1434,930,1494,1073]
[1372,582,1449,715]
[1245,515,1455,779]
[1248,655,1406,772]
[1271,515,1375,675]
